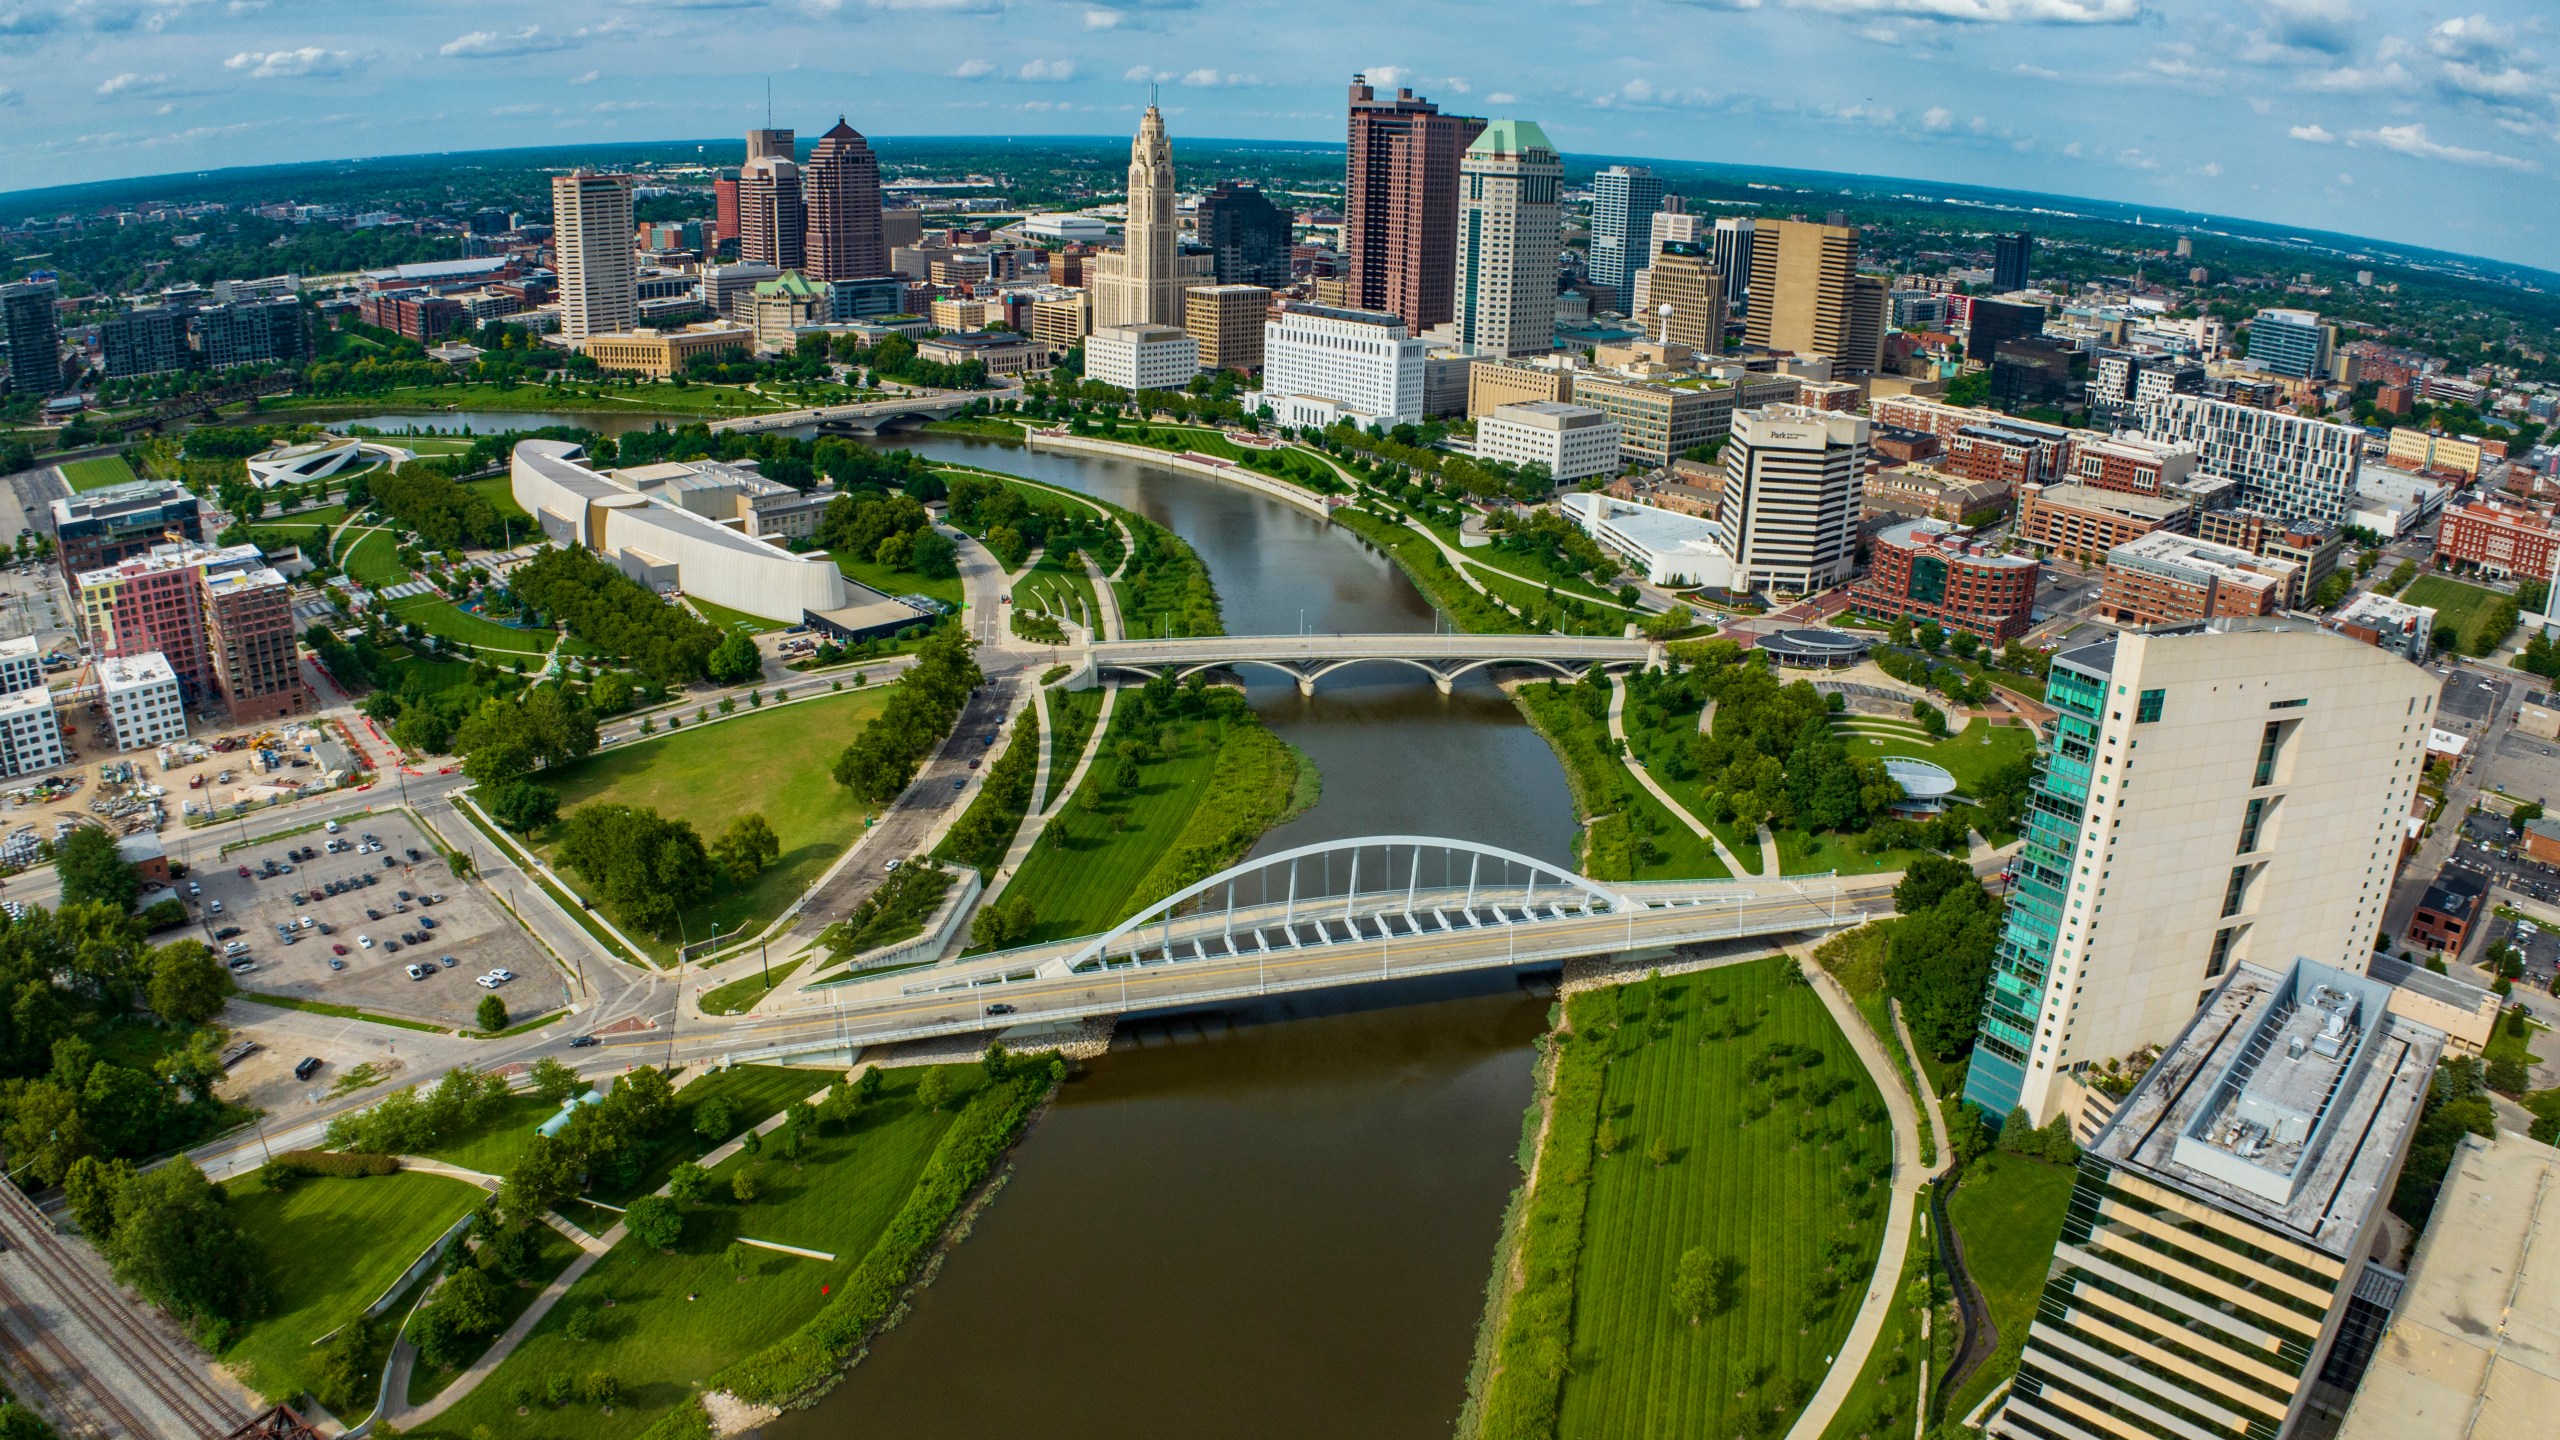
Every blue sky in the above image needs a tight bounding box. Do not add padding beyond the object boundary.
[0,1,2551,268]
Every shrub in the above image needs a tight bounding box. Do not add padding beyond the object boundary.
[262,1150,400,1184]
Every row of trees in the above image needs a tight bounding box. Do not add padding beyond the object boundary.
[507,545,725,685]
[1883,857,2004,1060]
[833,629,984,802]
[817,492,955,579]
[452,683,599,786]
[553,804,773,940]
[369,458,512,552]
[1624,649,1904,837]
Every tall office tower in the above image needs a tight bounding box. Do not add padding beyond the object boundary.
[1197,181,1292,288]
[1645,241,1725,353]
[1745,219,1858,362]
[1961,621,2434,1125]
[1090,103,1185,330]
[2141,394,2364,526]
[2248,306,2334,380]
[1712,216,1756,312]
[1844,276,1887,376]
[1719,405,1866,595]
[1343,75,1485,333]
[1588,165,1666,314]
[1,280,62,396]
[1988,957,2441,1440]
[713,174,741,250]
[1454,119,1562,359]
[550,171,636,341]
[1992,230,2033,291]
[745,127,794,164]
[803,117,887,282]
[1632,210,1703,314]
[737,154,806,272]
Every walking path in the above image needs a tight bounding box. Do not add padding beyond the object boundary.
[1604,676,1754,877]
[1782,944,1951,1440]
[981,683,1118,910]
[1757,823,1783,876]
[1084,555,1125,640]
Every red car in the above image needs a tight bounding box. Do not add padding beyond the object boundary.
[236,865,251,878]
[331,943,349,956]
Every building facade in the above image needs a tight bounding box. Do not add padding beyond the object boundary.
[2100,532,2297,627]
[551,171,636,341]
[802,118,888,283]
[1185,285,1271,372]
[101,305,192,379]
[2433,499,2558,580]
[1849,520,2039,642]
[1087,323,1200,392]
[1454,119,1562,359]
[51,481,203,588]
[2067,432,2198,497]
[737,154,806,273]
[1719,405,1866,595]
[2015,483,2194,565]
[2192,509,2344,607]
[1256,303,1426,428]
[580,324,752,379]
[1091,105,1188,331]
[1587,165,1664,314]
[1,280,61,396]
[1711,217,1755,312]
[1961,622,2434,1125]
[1744,220,1856,362]
[196,298,309,371]
[99,652,187,751]
[1196,181,1292,288]
[2142,395,2364,527]
[1646,241,1727,356]
[1343,76,1484,334]
[1466,356,1576,418]
[1476,402,1619,485]
[1571,374,1731,470]
[0,687,64,779]
[1991,231,2032,292]
[2249,306,2334,379]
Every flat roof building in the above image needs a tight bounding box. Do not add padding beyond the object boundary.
[1720,405,1865,596]
[1849,519,2039,644]
[1559,490,1733,589]
[581,324,754,380]
[0,686,63,779]
[1087,323,1199,393]
[913,329,1044,379]
[2015,482,2194,567]
[2325,592,2438,665]
[1185,284,1271,373]
[50,480,203,592]
[1254,302,1426,430]
[1476,402,1619,486]
[98,651,187,751]
[2101,531,2298,628]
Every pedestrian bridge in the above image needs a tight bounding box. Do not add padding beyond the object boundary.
[709,390,995,436]
[714,836,1866,1061]
[1086,633,1656,695]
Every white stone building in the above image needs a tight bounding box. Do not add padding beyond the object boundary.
[99,651,187,751]
[0,635,45,697]
[1476,402,1619,485]
[0,687,63,778]
[1086,323,1200,393]
[1253,302,1427,430]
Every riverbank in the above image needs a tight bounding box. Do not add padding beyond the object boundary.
[1510,679,1731,882]
[1464,958,1890,1440]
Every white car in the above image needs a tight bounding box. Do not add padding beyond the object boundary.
[208,899,224,914]
[358,934,375,949]
[325,820,341,834]
[475,974,500,989]
[488,968,516,983]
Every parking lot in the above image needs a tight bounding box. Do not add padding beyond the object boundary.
[190,810,558,1030]
[2483,912,2560,992]
[2437,670,2509,729]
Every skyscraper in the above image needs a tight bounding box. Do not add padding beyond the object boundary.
[1,280,62,397]
[2248,307,2335,380]
[1719,405,1866,595]
[1344,75,1485,333]
[550,171,635,340]
[803,117,887,282]
[1712,217,1756,313]
[1588,165,1665,314]
[1745,219,1857,362]
[1645,241,1725,353]
[1960,621,2433,1125]
[746,127,794,164]
[1992,230,2033,291]
[1090,103,1186,330]
[1844,274,1887,376]
[1455,119,1561,359]
[737,153,806,272]
[1197,181,1292,289]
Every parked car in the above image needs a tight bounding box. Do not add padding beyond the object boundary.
[439,955,459,968]
[405,963,426,980]
[475,974,500,989]
[358,935,374,949]
[213,926,241,940]
[236,865,250,878]
[185,881,200,896]
[331,944,349,956]
[208,899,224,914]
[489,968,515,983]
[294,1055,323,1081]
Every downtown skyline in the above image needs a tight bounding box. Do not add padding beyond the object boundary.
[0,1,2551,271]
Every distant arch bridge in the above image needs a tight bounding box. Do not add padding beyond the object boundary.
[1086,633,1657,695]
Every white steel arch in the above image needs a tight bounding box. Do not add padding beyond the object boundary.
[1068,833,1632,969]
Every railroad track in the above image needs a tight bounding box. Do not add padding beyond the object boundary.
[0,1262,127,1440]
[0,1183,244,1437]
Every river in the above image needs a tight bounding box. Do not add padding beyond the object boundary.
[751,433,1578,1438]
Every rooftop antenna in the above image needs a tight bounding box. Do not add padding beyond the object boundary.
[1150,82,1159,108]
[764,77,773,129]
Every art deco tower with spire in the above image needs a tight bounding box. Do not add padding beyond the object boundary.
[1093,99,1186,329]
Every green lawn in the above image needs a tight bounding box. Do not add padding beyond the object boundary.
[1616,699,1766,875]
[249,503,349,536]
[266,380,792,417]
[1514,681,1729,881]
[1819,1219,1952,1440]
[1330,506,1529,635]
[1040,685,1106,814]
[405,1224,584,1408]
[464,475,532,523]
[388,595,555,656]
[221,1169,488,1406]
[688,595,787,634]
[831,550,964,610]
[699,958,805,1015]
[1481,960,1892,1438]
[1464,563,1632,636]
[62,454,140,491]
[2403,574,2519,655]
[340,528,409,588]
[592,1064,832,1206]
[538,689,891,960]
[1776,826,1945,879]
[418,1092,571,1176]
[1836,717,2037,795]
[1011,555,1100,636]
[1939,1151,2078,1423]
[407,1066,968,1440]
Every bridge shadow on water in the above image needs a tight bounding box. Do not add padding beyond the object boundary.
[1108,963,1561,1054]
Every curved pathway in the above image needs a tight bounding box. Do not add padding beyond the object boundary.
[1604,675,1754,876]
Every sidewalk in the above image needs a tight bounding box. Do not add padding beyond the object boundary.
[1605,675,1754,876]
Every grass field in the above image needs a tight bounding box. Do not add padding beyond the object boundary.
[1514,682,1729,882]
[688,595,787,634]
[408,1065,968,1440]
[418,1091,569,1176]
[265,380,792,418]
[1818,1217,1952,1440]
[61,454,140,491]
[1836,717,2038,795]
[832,550,964,610]
[1813,920,1934,1167]
[405,1224,583,1407]
[539,689,889,958]
[1463,563,1631,636]
[222,1169,487,1406]
[2402,574,2518,655]
[1616,702,1767,875]
[1478,960,1892,1438]
[340,528,409,588]
[699,958,805,1015]
[592,1064,831,1206]
[463,475,532,523]
[388,595,555,656]
[1011,554,1100,636]
[1329,506,1529,635]
[1939,1151,2077,1423]
[1040,684,1106,813]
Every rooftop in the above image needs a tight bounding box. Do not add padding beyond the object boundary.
[1872,519,2037,569]
[2093,958,2443,1254]
[2334,1131,2560,1440]
[1467,118,1557,158]
[2032,482,2191,522]
[98,652,179,691]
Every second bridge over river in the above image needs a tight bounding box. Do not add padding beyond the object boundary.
[1082,633,1659,695]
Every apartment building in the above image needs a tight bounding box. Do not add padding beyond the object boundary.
[2193,510,2344,608]
[51,481,204,588]
[2323,592,2437,665]
[99,652,188,751]
[0,686,64,779]
[2068,433,2199,497]
[78,541,311,721]
[1848,520,2039,643]
[2100,532,2298,627]
[1962,621,2435,1125]
[2015,483,2194,566]
[1992,958,2442,1440]
[2433,499,2558,580]
[2142,395,2364,527]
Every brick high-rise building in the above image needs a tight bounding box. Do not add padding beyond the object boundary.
[51,482,202,588]
[803,118,887,283]
[552,171,636,341]
[1343,75,1484,334]
[77,541,311,720]
[201,560,311,724]
[737,154,805,272]
[1849,519,2040,643]
[713,174,740,250]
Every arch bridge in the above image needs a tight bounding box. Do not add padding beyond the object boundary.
[709,390,992,436]
[1087,633,1656,696]
[727,836,1868,1060]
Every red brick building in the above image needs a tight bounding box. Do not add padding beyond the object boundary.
[1848,519,2040,642]
[2063,433,2196,497]
[358,292,464,343]
[2434,500,2559,581]
[2014,482,2193,565]
[2098,531,2294,628]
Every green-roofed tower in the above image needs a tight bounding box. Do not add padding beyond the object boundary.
[1457,118,1564,358]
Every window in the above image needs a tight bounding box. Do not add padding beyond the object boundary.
[2135,688,2165,723]
[2253,720,2284,787]
[2237,797,2268,854]
[2206,925,2241,978]
[2270,698,2307,710]
[2221,864,2254,919]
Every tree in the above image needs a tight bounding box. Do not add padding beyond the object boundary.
[486,779,560,833]
[581,1373,620,1409]
[730,1170,760,1204]
[2312,571,2352,609]
[706,631,763,685]
[312,1318,380,1415]
[500,1134,577,1221]
[624,1195,682,1249]
[917,1067,958,1112]
[146,941,231,1026]
[665,1160,711,1205]
[555,803,714,938]
[1887,882,2001,1058]
[2488,1052,2531,1094]
[415,1265,505,1369]
[693,1096,733,1143]
[529,1057,584,1108]
[99,1161,264,1338]
[476,993,509,1033]
[57,826,139,912]
[970,892,1038,950]
[1893,855,1978,917]
[711,813,781,886]
[908,526,958,579]
[1669,1246,1714,1325]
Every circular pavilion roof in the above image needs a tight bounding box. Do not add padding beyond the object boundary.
[1757,629,1874,662]
[1882,756,1960,801]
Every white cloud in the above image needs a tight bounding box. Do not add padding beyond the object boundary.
[569,69,600,85]
[1179,67,1220,86]
[866,0,1003,9]
[1487,91,1516,104]
[223,47,362,80]
[2439,61,2547,104]
[952,57,994,78]
[2349,121,2539,169]
[2195,160,2223,176]
[1360,65,1410,90]
[97,71,171,95]
[490,102,551,116]
[1921,105,1953,129]
[1443,76,1470,93]
[439,27,568,58]
[1083,6,1120,27]
[1123,63,1159,82]
[2297,61,2410,92]
[2428,15,2515,65]
[1017,57,1074,81]
[2288,122,2336,141]
[2254,0,2363,55]
[1777,0,2141,20]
